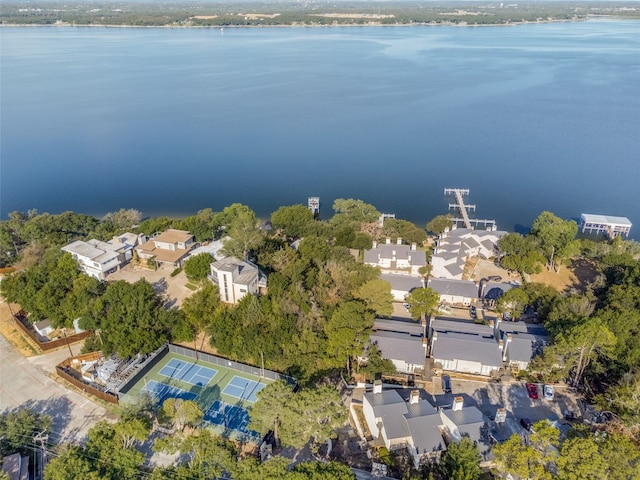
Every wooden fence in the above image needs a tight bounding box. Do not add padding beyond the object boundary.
[12,314,91,351]
[56,355,119,405]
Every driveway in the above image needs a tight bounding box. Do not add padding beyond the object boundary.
[0,334,114,444]
[107,264,195,308]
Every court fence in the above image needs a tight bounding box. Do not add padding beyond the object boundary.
[168,344,296,386]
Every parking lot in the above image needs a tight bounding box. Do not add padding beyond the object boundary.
[428,376,580,441]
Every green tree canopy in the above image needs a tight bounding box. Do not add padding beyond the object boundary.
[498,232,545,275]
[405,287,439,323]
[183,252,213,281]
[86,279,188,357]
[438,436,482,480]
[249,381,347,449]
[271,204,316,239]
[426,214,453,235]
[324,301,374,371]
[353,278,394,317]
[531,211,579,272]
[332,199,380,225]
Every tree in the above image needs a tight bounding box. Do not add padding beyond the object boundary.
[557,435,607,480]
[161,399,204,431]
[496,288,529,320]
[426,214,453,235]
[183,252,213,281]
[381,218,427,245]
[353,278,394,317]
[324,301,374,372]
[554,318,616,387]
[0,408,52,457]
[492,431,554,480]
[86,279,188,357]
[271,205,315,238]
[290,460,356,479]
[360,345,396,381]
[332,199,380,225]
[438,437,482,480]
[498,233,545,275]
[220,206,263,260]
[182,282,220,353]
[531,211,579,272]
[248,380,294,446]
[249,381,347,450]
[405,287,439,323]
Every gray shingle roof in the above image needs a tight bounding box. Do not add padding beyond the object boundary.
[375,318,424,336]
[404,414,446,456]
[364,244,427,266]
[428,279,479,299]
[380,273,422,292]
[431,318,494,336]
[371,331,426,366]
[431,331,502,367]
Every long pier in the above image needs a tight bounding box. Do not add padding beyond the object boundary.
[444,188,497,231]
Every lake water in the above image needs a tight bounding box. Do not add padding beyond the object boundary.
[2,21,639,236]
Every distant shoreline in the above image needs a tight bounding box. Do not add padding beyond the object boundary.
[3,16,621,30]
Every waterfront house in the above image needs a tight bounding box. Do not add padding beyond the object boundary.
[135,229,194,268]
[431,227,506,280]
[62,232,144,279]
[364,239,427,277]
[209,257,266,304]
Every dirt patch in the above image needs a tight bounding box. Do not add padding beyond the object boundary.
[529,257,599,293]
[0,301,41,356]
[468,258,518,282]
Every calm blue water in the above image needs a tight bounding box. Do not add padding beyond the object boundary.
[2,21,639,235]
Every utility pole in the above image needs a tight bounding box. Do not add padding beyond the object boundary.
[62,329,73,357]
[34,431,49,479]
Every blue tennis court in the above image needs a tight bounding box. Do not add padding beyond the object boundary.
[204,400,258,437]
[142,380,197,404]
[159,358,218,387]
[222,375,267,403]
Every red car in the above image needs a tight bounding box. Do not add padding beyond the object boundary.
[526,383,539,399]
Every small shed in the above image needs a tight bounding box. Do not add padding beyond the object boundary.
[33,319,54,337]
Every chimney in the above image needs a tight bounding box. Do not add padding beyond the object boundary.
[372,241,377,249]
[452,396,464,411]
[498,339,504,351]
[386,238,391,245]
[503,334,512,361]
[373,379,382,394]
[411,243,417,251]
[488,319,494,329]
[409,390,420,405]
[397,237,402,245]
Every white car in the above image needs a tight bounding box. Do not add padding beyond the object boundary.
[543,384,554,400]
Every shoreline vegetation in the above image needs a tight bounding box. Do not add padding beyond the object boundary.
[2,1,639,29]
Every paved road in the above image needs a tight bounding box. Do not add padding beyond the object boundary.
[0,334,113,444]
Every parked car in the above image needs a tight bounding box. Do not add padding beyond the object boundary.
[526,383,539,399]
[403,303,411,312]
[469,305,477,318]
[543,384,554,400]
[442,374,452,394]
[488,275,502,282]
[520,418,534,431]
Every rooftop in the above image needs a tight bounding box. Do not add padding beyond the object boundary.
[580,213,632,226]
